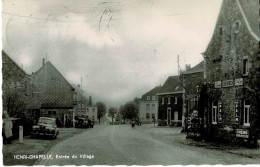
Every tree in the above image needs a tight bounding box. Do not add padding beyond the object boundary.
[124,102,139,120]
[119,105,127,123]
[96,102,107,125]
[3,90,28,118]
[108,107,118,124]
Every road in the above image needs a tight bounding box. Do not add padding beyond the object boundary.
[36,125,259,165]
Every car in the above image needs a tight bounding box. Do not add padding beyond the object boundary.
[87,119,94,128]
[75,116,88,128]
[31,117,59,139]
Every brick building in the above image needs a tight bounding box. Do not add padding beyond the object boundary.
[139,86,161,124]
[157,76,184,126]
[2,51,32,118]
[182,62,204,120]
[31,60,75,126]
[202,0,260,144]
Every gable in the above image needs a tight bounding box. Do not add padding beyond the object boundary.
[32,62,74,108]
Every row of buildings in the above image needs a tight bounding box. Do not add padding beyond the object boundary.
[2,52,98,126]
[139,0,260,145]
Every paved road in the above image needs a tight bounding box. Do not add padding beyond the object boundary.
[36,125,259,165]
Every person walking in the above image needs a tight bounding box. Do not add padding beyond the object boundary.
[131,119,135,129]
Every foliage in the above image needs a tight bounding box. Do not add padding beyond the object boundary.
[96,102,107,124]
[108,107,118,123]
[2,90,28,118]
[123,101,139,120]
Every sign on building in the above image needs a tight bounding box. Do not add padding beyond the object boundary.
[236,129,249,138]
[214,81,221,88]
[235,78,243,86]
[222,80,234,87]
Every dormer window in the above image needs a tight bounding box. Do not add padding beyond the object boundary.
[152,96,156,100]
[147,96,150,100]
[219,26,223,36]
[168,97,171,104]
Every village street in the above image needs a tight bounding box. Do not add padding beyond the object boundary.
[36,125,259,165]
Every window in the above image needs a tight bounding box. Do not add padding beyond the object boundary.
[243,58,249,75]
[162,97,164,104]
[48,111,56,115]
[243,100,250,126]
[151,104,155,110]
[234,21,240,32]
[168,97,171,104]
[212,101,218,124]
[146,104,150,111]
[152,113,155,119]
[92,108,95,112]
[174,97,178,104]
[146,113,150,119]
[147,96,150,100]
[81,104,84,108]
[152,96,156,100]
[78,103,81,109]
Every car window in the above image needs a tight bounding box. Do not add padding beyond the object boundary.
[39,118,54,124]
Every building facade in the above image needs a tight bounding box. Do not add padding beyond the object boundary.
[31,60,75,126]
[157,76,184,126]
[2,51,32,118]
[202,0,260,144]
[139,86,161,123]
[182,62,205,121]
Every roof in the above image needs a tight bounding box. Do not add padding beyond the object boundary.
[237,0,260,41]
[2,50,28,75]
[157,76,184,95]
[183,61,204,75]
[31,61,75,108]
[141,86,162,101]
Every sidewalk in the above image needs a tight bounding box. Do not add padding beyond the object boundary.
[2,127,86,166]
[137,124,260,160]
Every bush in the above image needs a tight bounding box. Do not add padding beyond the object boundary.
[158,120,167,126]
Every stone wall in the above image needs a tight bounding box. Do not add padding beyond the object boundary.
[203,0,260,143]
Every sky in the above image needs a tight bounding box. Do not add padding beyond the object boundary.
[2,0,222,107]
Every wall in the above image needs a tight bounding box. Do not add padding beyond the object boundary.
[203,0,259,143]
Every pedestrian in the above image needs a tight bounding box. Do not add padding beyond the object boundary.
[3,112,13,144]
[131,119,135,129]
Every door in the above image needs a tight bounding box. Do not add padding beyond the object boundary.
[174,111,178,121]
[167,108,171,125]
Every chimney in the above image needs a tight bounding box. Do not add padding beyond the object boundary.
[42,58,45,67]
[185,64,191,71]
[89,96,92,105]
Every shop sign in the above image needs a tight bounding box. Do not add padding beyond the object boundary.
[222,80,234,87]
[235,78,243,86]
[214,81,221,88]
[236,129,249,138]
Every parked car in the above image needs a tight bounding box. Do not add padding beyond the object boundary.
[75,116,88,128]
[87,119,94,128]
[31,117,59,139]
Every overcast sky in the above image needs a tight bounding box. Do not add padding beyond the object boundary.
[2,0,222,107]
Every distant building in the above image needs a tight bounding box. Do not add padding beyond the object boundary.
[85,96,98,123]
[31,60,75,126]
[139,86,161,123]
[157,76,184,126]
[2,51,32,117]
[202,0,260,145]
